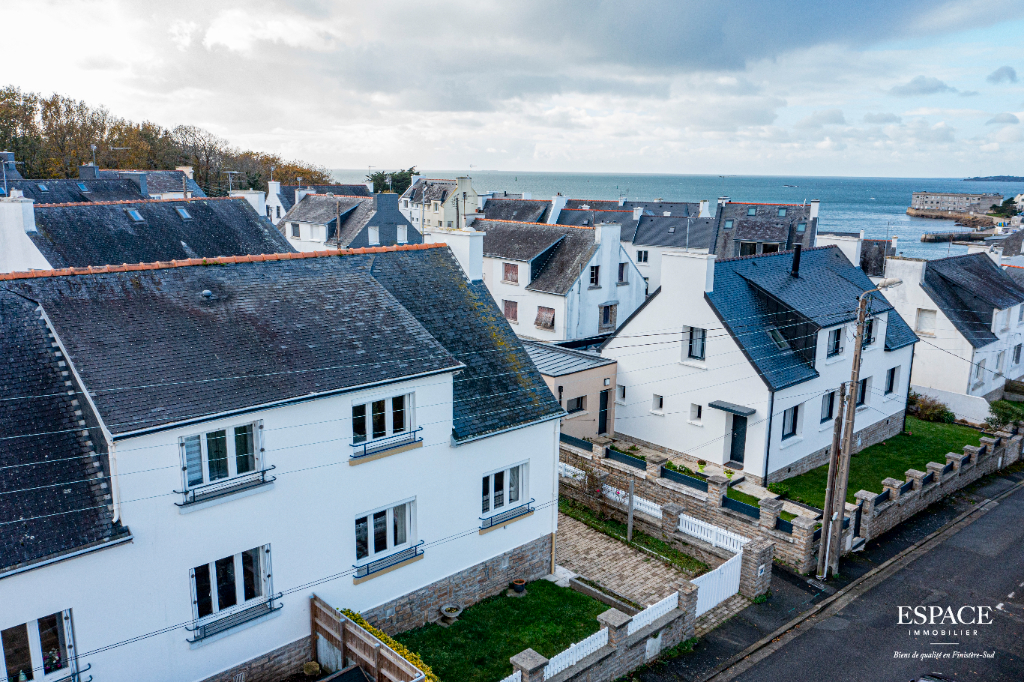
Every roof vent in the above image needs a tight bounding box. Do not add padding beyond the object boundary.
[791,244,802,277]
[201,289,214,299]
[668,227,675,233]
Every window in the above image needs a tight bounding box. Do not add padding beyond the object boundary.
[863,318,875,345]
[724,219,734,229]
[276,206,281,219]
[535,306,555,330]
[482,463,527,515]
[503,300,518,322]
[37,183,49,192]
[77,182,89,192]
[618,262,627,283]
[176,207,192,220]
[782,404,799,439]
[447,221,453,227]
[643,277,650,297]
[636,250,649,263]
[181,423,261,491]
[503,263,519,283]
[191,546,269,620]
[368,225,380,245]
[291,223,300,238]
[747,207,757,216]
[687,327,707,360]
[266,206,273,219]
[797,222,806,233]
[1,611,73,681]
[974,359,986,386]
[827,328,843,357]
[653,394,664,411]
[589,265,600,286]
[1001,310,1011,331]
[566,396,585,413]
[600,305,616,329]
[856,378,868,406]
[690,404,703,422]
[820,391,836,423]
[997,351,1006,376]
[1014,344,1022,365]
[778,207,787,217]
[127,209,144,221]
[356,501,412,561]
[739,241,757,256]
[885,367,898,394]
[768,327,788,349]
[616,384,626,402]
[351,394,410,444]
[397,225,407,243]
[761,243,780,254]
[1018,306,1023,325]
[916,309,936,336]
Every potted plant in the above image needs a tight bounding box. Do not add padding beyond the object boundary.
[511,578,527,594]
[302,662,321,679]
[724,468,734,480]
[697,460,706,474]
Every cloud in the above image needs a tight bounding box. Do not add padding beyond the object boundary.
[863,112,901,124]
[986,112,1020,125]
[795,109,846,128]
[889,75,956,96]
[169,21,197,51]
[959,90,980,97]
[987,66,1018,83]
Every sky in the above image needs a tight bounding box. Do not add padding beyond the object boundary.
[5,0,1024,177]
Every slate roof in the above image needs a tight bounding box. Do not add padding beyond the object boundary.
[94,169,206,197]
[705,246,915,390]
[2,246,561,442]
[714,202,816,256]
[280,194,419,249]
[921,254,1024,348]
[630,215,719,250]
[29,197,295,268]
[401,178,456,205]
[476,220,599,295]
[277,184,371,212]
[556,208,634,228]
[482,198,550,223]
[282,194,369,227]
[0,290,129,574]
[1004,264,1024,289]
[3,179,146,204]
[522,340,615,376]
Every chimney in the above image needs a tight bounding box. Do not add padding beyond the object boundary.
[632,206,643,221]
[548,194,567,224]
[365,180,375,194]
[175,165,194,180]
[809,199,820,220]
[663,211,671,217]
[120,171,148,198]
[791,243,802,277]
[594,223,602,244]
[617,197,626,207]
[295,187,312,206]
[717,196,730,207]
[78,164,98,180]
[699,200,711,218]
[443,228,484,281]
[595,222,621,248]
[267,180,281,199]
[229,189,266,216]
[0,193,51,273]
[374,192,399,213]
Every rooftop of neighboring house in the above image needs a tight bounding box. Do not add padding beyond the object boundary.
[555,207,633,228]
[482,197,551,223]
[921,253,1024,348]
[476,219,600,295]
[0,289,130,574]
[87,167,207,197]
[28,197,294,268]
[713,201,817,255]
[522,340,616,376]
[276,184,371,212]
[0,245,561,443]
[1,178,147,204]
[703,246,917,390]
[401,177,458,205]
[630,214,720,250]
[280,193,416,248]
[860,239,896,277]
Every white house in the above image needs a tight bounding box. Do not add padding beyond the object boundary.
[266,181,373,225]
[0,244,562,682]
[456,218,646,341]
[603,246,917,485]
[881,253,1024,422]
[400,177,478,232]
[278,193,419,252]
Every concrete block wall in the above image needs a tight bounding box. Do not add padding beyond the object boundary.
[200,637,311,682]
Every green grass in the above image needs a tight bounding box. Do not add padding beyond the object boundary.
[395,580,608,682]
[725,486,795,521]
[559,498,709,575]
[783,416,982,509]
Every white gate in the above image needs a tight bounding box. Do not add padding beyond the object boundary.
[677,512,749,553]
[691,551,742,617]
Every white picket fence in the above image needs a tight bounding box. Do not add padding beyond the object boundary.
[677,512,749,553]
[627,591,679,635]
[692,551,743,617]
[559,461,586,481]
[543,627,609,679]
[497,670,522,682]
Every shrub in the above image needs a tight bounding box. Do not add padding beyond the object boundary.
[907,391,955,423]
[986,400,1024,430]
[767,482,790,499]
[341,609,441,682]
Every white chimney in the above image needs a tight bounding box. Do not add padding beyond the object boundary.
[522,192,532,200]
[175,165,194,180]
[595,222,620,248]
[891,236,898,251]
[0,194,51,273]
[699,200,711,218]
[442,228,484,281]
[295,187,313,205]
[809,199,820,220]
[230,189,266,217]
[548,194,567,224]
[267,180,281,199]
[632,206,643,220]
[663,211,671,217]
[617,197,626,207]
[717,196,730,207]
[365,181,374,194]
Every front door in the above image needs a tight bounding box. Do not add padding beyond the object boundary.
[598,390,609,435]
[729,415,747,464]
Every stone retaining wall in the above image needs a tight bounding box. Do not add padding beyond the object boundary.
[199,637,311,682]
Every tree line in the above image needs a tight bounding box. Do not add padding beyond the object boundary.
[0,86,333,195]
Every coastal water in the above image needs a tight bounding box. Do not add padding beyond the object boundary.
[331,170,1024,259]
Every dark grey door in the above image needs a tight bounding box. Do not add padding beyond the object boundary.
[729,415,747,463]
[598,390,609,435]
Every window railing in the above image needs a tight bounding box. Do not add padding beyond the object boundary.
[174,466,276,507]
[353,541,424,579]
[480,499,535,530]
[350,427,423,461]
[827,345,844,358]
[52,663,92,682]
[186,594,282,643]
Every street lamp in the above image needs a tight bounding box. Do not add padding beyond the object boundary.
[818,277,902,580]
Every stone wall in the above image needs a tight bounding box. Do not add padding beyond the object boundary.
[361,533,554,635]
[855,431,1023,542]
[200,637,311,682]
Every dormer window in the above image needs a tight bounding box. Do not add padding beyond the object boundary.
[77,182,89,192]
[778,207,787,217]
[176,208,192,220]
[747,207,756,216]
[768,327,789,349]
[127,209,144,222]
[37,183,49,192]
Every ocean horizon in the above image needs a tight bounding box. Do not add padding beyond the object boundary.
[331,170,1024,259]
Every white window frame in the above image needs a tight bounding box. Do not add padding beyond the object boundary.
[368,225,380,245]
[616,384,626,403]
[190,545,272,624]
[127,209,144,222]
[180,421,263,492]
[686,326,706,361]
[0,610,76,682]
[351,393,413,445]
[856,377,870,407]
[974,359,986,387]
[176,207,192,220]
[820,391,836,423]
[617,262,627,283]
[996,350,1006,376]
[355,498,416,564]
[636,250,649,263]
[481,461,529,518]
[652,394,665,412]
[566,395,586,413]
[290,223,300,238]
[689,403,703,424]
[1014,343,1022,365]
[916,309,936,336]
[397,225,407,244]
[827,328,843,357]
[782,404,799,439]
[885,366,899,395]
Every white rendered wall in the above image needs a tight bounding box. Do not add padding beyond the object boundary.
[622,242,710,294]
[0,372,559,682]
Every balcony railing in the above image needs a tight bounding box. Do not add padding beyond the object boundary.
[353,542,425,579]
[827,345,844,358]
[480,499,535,530]
[186,594,282,643]
[350,428,423,461]
[53,663,92,682]
[174,466,276,507]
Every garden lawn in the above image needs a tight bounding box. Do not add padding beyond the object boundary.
[782,416,982,509]
[726,486,795,521]
[394,580,607,682]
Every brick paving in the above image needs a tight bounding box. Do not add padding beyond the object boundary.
[556,513,691,607]
[694,593,750,637]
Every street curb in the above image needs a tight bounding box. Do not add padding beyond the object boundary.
[700,475,1024,682]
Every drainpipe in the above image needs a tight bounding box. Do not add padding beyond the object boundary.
[762,391,775,485]
[903,343,915,434]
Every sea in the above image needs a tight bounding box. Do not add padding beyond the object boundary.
[330,170,1024,260]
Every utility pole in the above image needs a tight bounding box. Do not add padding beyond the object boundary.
[816,383,847,580]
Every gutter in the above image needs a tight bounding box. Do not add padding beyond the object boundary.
[451,410,565,446]
[0,534,134,582]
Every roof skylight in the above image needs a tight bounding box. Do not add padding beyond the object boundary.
[127,209,144,222]
[37,183,49,192]
[747,207,756,216]
[77,182,89,192]
[768,327,789,349]
[176,208,192,220]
